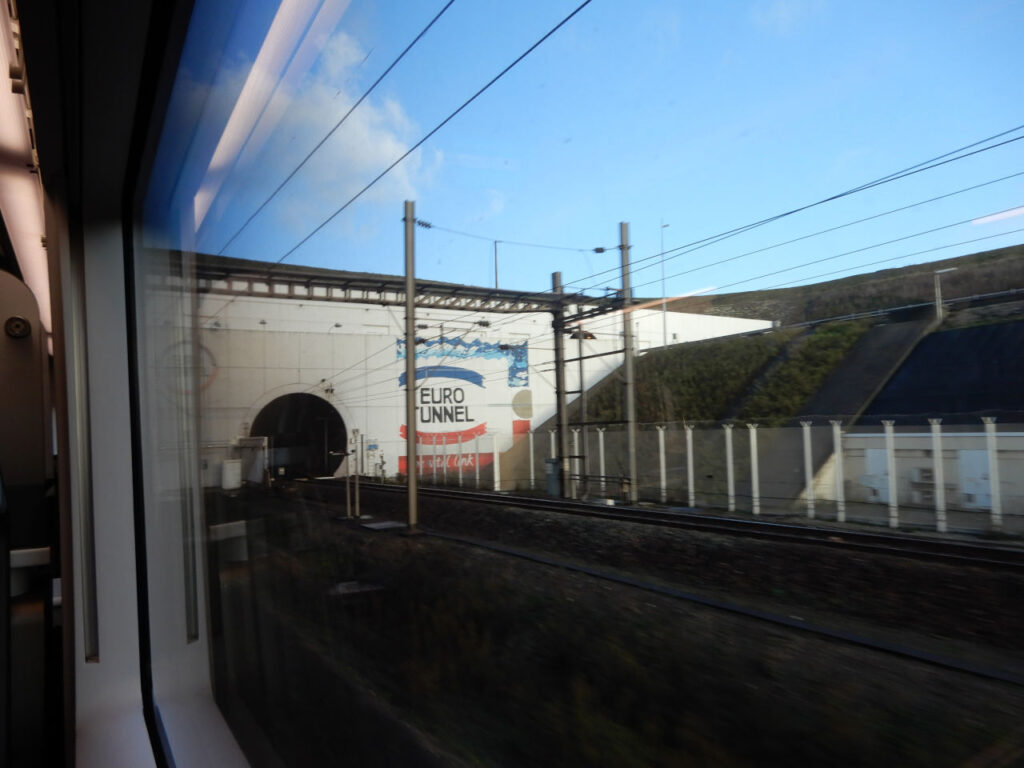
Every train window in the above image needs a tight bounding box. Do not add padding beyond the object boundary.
[129,1,1024,765]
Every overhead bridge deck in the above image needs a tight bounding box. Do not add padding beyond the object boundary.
[154,252,620,315]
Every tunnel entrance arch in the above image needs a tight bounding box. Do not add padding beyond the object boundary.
[250,393,346,479]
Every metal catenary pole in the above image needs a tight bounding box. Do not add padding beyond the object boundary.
[404,201,418,529]
[552,271,570,498]
[577,322,588,498]
[620,222,638,504]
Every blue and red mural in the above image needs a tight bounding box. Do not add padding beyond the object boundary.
[396,336,530,473]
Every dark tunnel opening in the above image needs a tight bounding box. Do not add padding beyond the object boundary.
[250,393,346,479]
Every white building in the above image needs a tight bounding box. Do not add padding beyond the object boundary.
[175,257,772,487]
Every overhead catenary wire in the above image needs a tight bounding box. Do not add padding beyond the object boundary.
[659,213,1024,297]
[565,126,1024,292]
[204,0,596,324]
[604,169,1024,291]
[268,0,597,269]
[415,218,594,253]
[762,225,1024,292]
[215,0,457,257]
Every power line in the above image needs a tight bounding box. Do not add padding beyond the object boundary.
[666,208,1024,296]
[619,169,1024,290]
[205,0,595,324]
[415,218,593,252]
[270,0,596,268]
[763,226,1024,291]
[215,0,457,256]
[565,125,1024,292]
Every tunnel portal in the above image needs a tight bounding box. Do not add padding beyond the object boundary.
[250,393,346,479]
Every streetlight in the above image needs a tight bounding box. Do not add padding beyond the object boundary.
[933,266,957,320]
[660,220,669,347]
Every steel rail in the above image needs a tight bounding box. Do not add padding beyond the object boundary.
[417,528,1024,688]
[306,479,1024,572]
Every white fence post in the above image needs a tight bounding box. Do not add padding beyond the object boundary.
[475,434,480,489]
[549,429,556,459]
[801,420,815,519]
[831,420,845,523]
[492,433,501,491]
[529,430,535,490]
[656,425,667,504]
[747,423,759,516]
[724,424,735,513]
[571,428,581,499]
[929,419,946,533]
[882,420,898,528]
[458,435,464,488]
[432,440,437,485]
[685,424,695,508]
[982,417,1002,530]
[597,427,607,496]
[442,438,448,485]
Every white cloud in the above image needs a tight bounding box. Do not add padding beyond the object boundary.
[750,0,825,34]
[197,19,431,249]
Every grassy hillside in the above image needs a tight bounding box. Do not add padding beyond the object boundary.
[586,320,870,426]
[735,320,869,425]
[586,329,801,424]
[662,243,1024,325]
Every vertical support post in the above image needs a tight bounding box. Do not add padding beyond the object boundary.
[882,420,898,528]
[404,205,417,527]
[831,420,845,523]
[549,429,556,458]
[724,424,735,512]
[528,430,535,490]
[354,433,361,518]
[431,440,437,485]
[685,423,695,508]
[552,272,570,498]
[597,427,607,496]
[801,420,814,519]
[621,222,639,504]
[442,438,448,485]
[492,433,501,492]
[571,428,581,499]
[656,425,667,504]
[474,434,480,489]
[458,435,464,488]
[747,424,760,516]
[345,456,351,518]
[578,325,588,498]
[982,417,1002,530]
[929,419,946,533]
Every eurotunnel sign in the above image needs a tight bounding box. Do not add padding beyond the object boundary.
[396,336,529,473]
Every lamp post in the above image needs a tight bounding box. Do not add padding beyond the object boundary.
[493,240,500,290]
[933,267,957,321]
[660,220,669,347]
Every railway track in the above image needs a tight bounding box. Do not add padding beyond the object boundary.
[418,528,1024,688]
[301,478,1024,572]
[289,481,1024,688]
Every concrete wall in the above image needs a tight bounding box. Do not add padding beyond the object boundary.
[195,292,771,484]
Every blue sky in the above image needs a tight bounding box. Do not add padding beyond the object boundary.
[149,0,1024,299]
